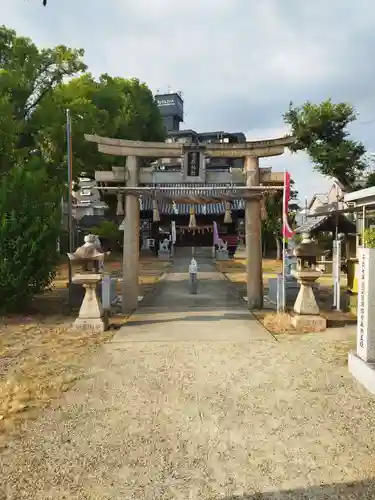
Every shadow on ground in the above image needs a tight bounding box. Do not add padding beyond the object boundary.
[221,478,375,499]
[124,311,259,326]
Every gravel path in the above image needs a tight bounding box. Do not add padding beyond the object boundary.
[2,257,375,499]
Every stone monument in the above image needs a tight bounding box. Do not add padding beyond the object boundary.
[67,234,109,332]
[289,233,326,331]
[348,247,375,394]
[268,253,300,306]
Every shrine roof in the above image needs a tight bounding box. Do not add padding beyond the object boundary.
[140,183,246,215]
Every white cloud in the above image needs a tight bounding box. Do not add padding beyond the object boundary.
[2,0,375,199]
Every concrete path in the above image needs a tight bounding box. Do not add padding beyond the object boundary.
[2,256,375,499]
[119,254,270,342]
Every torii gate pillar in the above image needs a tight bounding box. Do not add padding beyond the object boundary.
[122,155,140,313]
[245,156,263,309]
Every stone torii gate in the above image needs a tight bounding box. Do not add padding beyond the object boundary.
[85,134,293,313]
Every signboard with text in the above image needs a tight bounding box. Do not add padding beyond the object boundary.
[357,248,375,362]
[182,149,205,182]
[155,94,184,120]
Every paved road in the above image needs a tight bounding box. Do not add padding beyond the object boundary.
[2,255,375,499]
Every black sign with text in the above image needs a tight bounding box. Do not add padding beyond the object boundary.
[187,151,200,177]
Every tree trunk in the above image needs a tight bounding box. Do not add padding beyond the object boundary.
[275,236,282,260]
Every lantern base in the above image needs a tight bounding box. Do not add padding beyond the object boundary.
[289,314,326,332]
[72,273,107,333]
[73,317,107,333]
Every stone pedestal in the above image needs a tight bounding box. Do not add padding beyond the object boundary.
[68,281,101,309]
[291,270,326,331]
[122,156,140,313]
[101,273,117,310]
[216,250,229,261]
[158,251,170,261]
[244,156,263,309]
[290,314,326,332]
[72,274,106,332]
[293,277,320,315]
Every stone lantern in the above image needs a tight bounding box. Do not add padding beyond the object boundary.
[290,232,326,331]
[67,234,110,332]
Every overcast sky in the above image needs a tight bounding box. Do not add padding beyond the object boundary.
[3,0,375,201]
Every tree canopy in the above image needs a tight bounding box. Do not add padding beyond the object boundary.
[0,25,86,173]
[0,24,165,311]
[284,99,368,190]
[0,25,165,183]
[34,73,165,183]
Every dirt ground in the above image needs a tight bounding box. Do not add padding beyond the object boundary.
[1,320,373,499]
[0,255,170,448]
[1,256,375,499]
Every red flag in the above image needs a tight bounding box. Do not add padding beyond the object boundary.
[282,171,294,240]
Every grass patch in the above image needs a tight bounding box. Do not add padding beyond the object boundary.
[256,311,296,335]
[0,321,114,448]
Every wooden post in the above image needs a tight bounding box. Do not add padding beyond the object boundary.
[244,156,263,309]
[122,156,140,313]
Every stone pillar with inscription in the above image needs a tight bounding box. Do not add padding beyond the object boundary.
[122,156,140,313]
[348,247,375,394]
[244,155,263,309]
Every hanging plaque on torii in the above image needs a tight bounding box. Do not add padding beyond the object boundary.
[182,144,206,182]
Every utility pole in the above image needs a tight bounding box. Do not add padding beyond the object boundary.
[66,109,73,310]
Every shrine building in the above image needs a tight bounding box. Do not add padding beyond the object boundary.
[94,92,284,247]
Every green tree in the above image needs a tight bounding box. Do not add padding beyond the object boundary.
[0,25,87,172]
[0,25,165,184]
[89,220,122,251]
[284,99,367,190]
[34,73,166,184]
[0,165,61,312]
[0,25,165,311]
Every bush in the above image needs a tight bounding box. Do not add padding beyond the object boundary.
[89,220,122,251]
[89,220,120,239]
[0,166,61,312]
[364,228,375,248]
